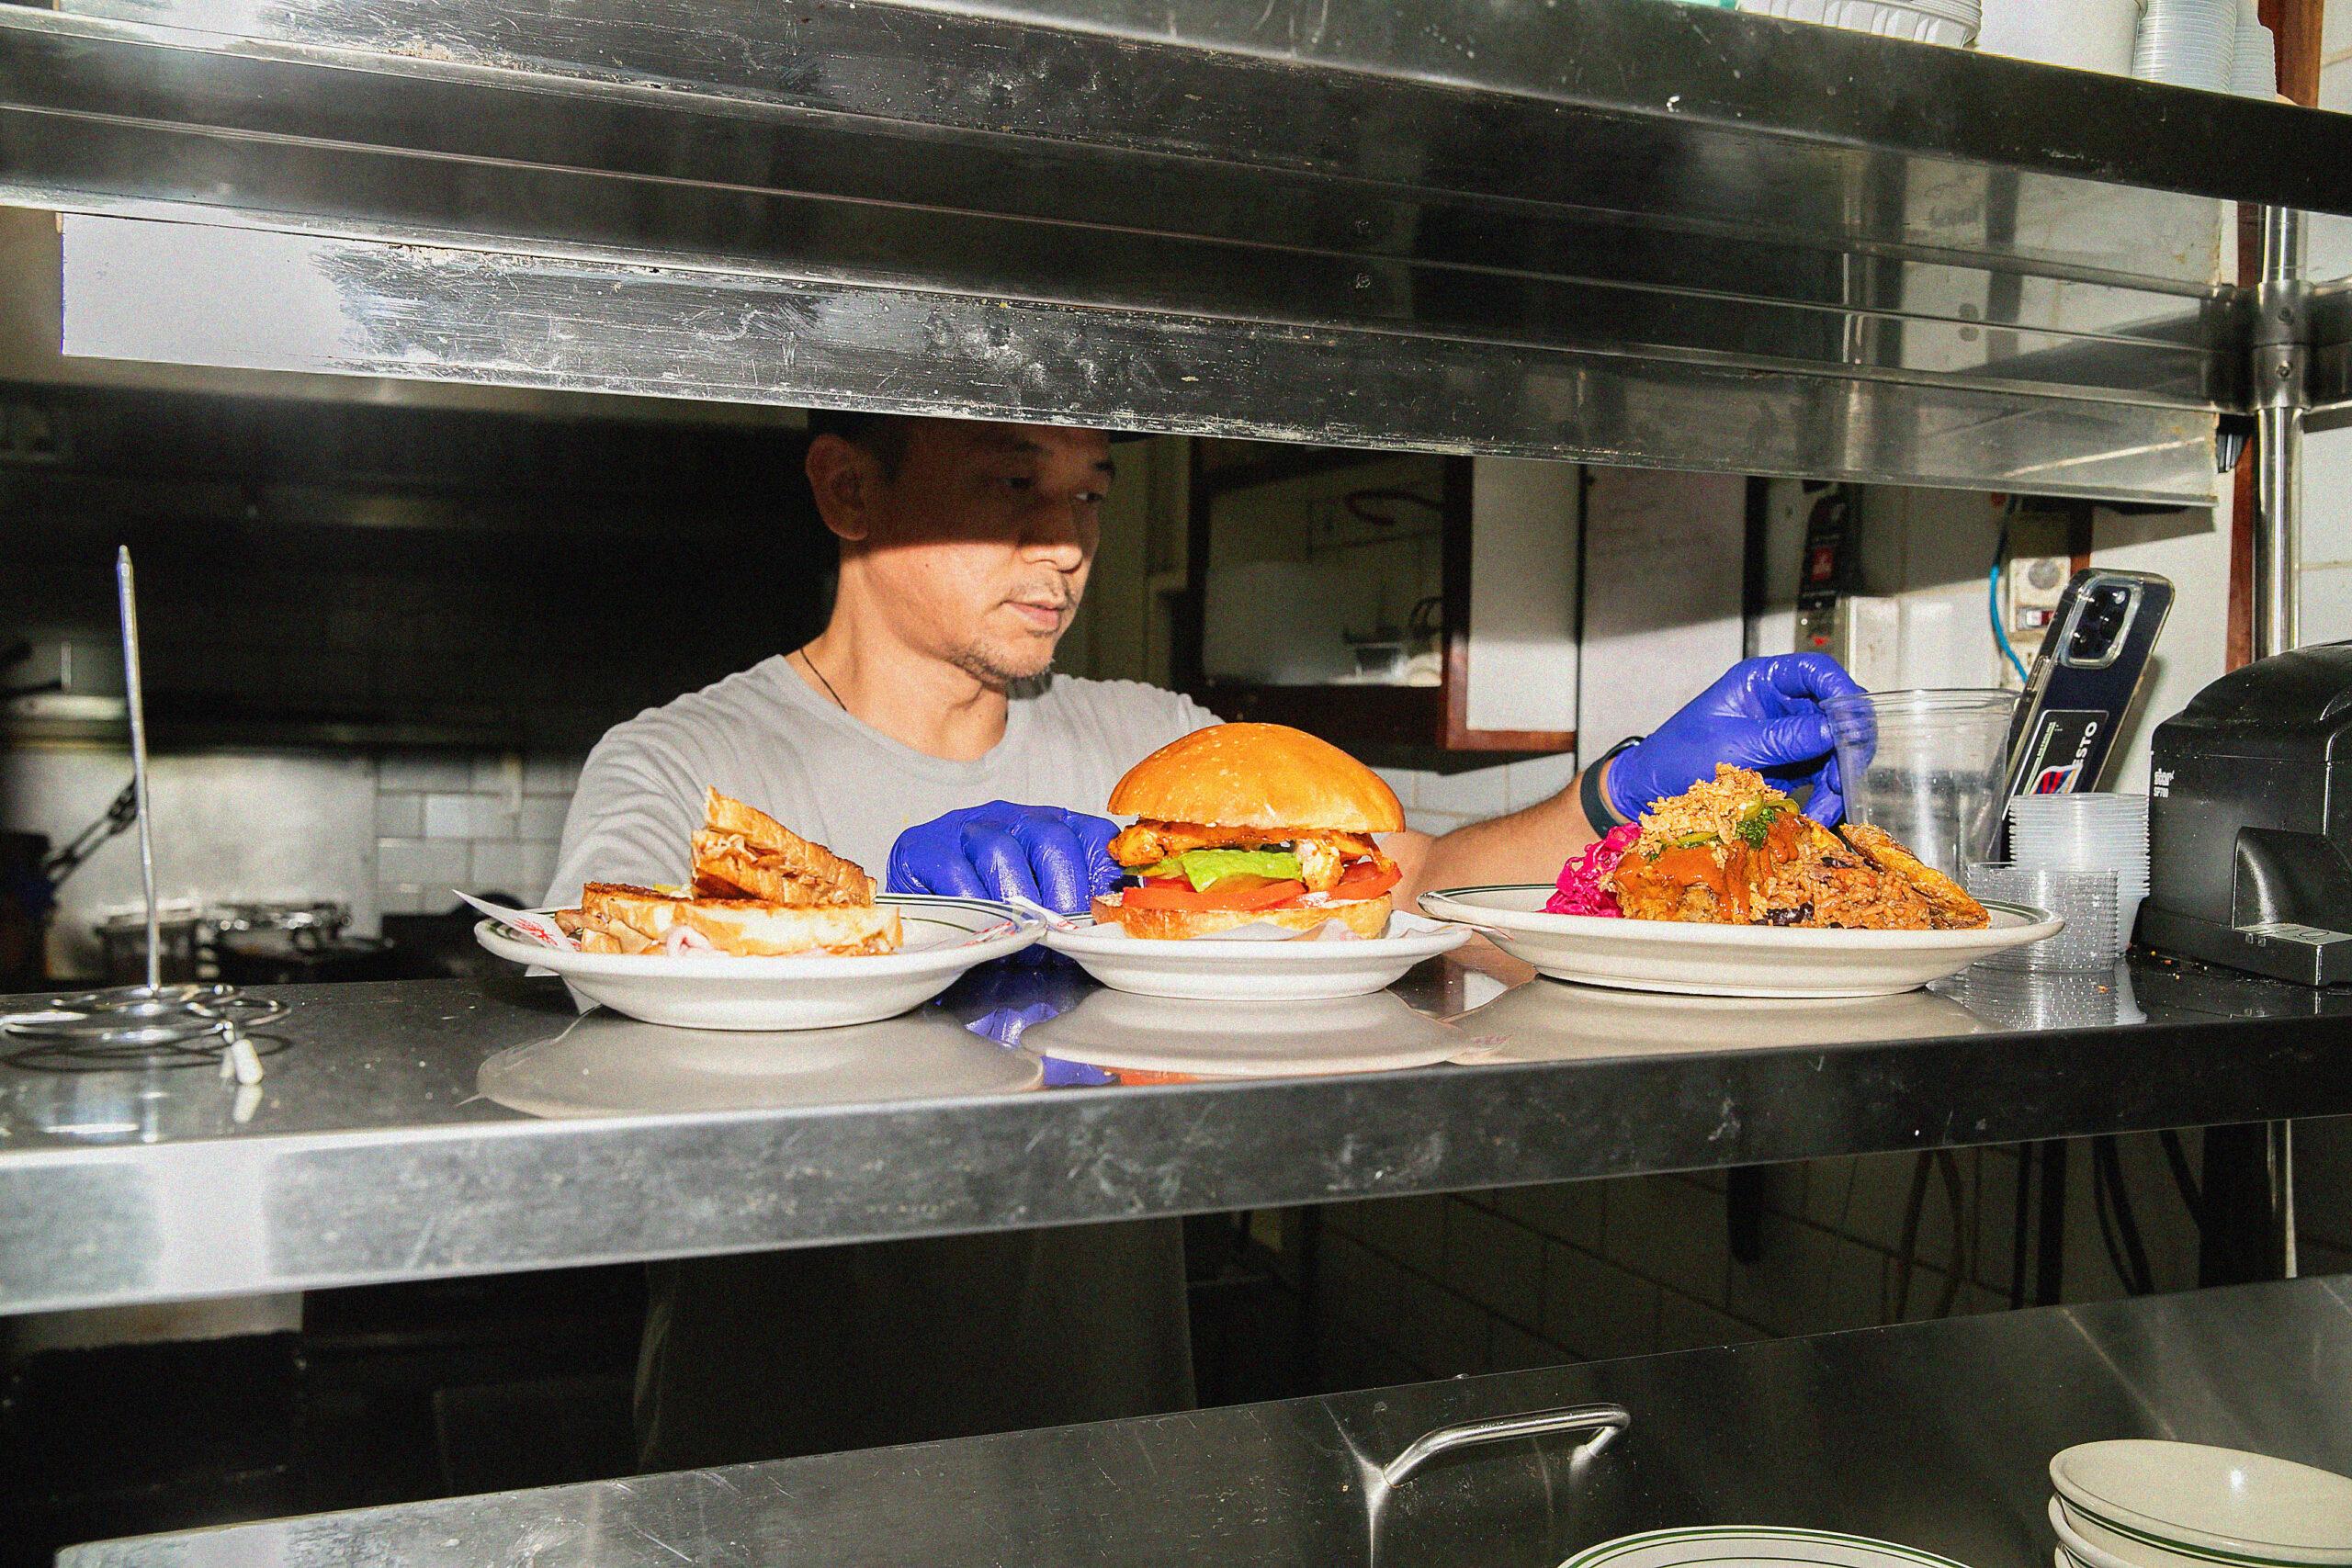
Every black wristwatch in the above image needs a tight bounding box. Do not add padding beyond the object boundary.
[1579,737,1644,834]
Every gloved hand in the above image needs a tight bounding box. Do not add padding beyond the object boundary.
[1604,653,1865,826]
[887,801,1122,914]
[941,951,1095,1050]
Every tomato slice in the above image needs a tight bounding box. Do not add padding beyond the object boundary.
[1121,877,1309,912]
[1119,858,1400,912]
[1332,859,1402,900]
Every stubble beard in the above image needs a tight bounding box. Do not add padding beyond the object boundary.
[946,636,1058,689]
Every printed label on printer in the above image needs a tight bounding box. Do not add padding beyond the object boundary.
[2018,710,2103,795]
[2239,921,2352,947]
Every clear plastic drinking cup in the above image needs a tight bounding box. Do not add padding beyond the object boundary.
[1823,689,2018,881]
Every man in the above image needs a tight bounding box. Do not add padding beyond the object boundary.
[551,412,1858,1470]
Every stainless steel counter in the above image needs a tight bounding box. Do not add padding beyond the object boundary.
[59,1273,2352,1567]
[6,953,2352,1315]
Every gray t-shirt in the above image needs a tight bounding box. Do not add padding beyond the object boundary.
[548,655,1219,904]
[548,656,1220,1470]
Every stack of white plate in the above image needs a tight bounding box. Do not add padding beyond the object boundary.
[2008,793,2149,950]
[1560,1526,1973,1568]
[1736,0,1980,47]
[2132,0,2238,91]
[2049,1440,2352,1568]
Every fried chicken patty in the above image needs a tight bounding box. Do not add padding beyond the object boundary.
[1108,819,1384,894]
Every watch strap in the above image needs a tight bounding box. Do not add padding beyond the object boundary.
[1579,736,1644,833]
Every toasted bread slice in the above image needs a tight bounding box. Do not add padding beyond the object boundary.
[1837,823,1990,930]
[560,881,901,957]
[1089,892,1392,941]
[694,789,876,905]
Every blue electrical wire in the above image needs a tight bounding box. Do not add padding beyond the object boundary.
[1990,562,2031,682]
[1984,510,2041,682]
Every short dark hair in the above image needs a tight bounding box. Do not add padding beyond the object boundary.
[804,409,910,479]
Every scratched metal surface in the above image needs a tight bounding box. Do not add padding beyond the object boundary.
[6,0,2337,496]
[55,1276,2352,1567]
[5,956,2352,1314]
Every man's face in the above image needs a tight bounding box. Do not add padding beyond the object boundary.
[813,418,1110,687]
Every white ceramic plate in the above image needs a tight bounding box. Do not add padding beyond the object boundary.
[1418,886,2062,998]
[1558,1526,1977,1568]
[2051,1440,2352,1565]
[1025,988,1461,1077]
[473,895,1043,1031]
[1041,913,1469,1001]
[477,1008,1040,1117]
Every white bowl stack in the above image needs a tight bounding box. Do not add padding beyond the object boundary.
[1735,0,1981,47]
[2007,794,2150,951]
[2049,1440,2352,1568]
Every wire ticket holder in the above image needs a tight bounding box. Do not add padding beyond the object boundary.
[0,548,283,1081]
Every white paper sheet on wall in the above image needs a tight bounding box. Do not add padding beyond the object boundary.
[1464,458,1580,735]
[1577,468,1748,757]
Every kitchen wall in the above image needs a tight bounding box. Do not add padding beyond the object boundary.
[2297,34,2352,641]
[2,740,590,976]
[1310,1124,2352,1392]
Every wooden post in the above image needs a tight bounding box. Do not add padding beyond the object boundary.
[2230,0,2325,671]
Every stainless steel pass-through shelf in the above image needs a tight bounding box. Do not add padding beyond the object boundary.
[6,0,2347,501]
[6,960,2352,1316]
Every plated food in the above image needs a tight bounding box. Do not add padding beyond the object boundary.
[1046,723,1467,996]
[555,789,902,958]
[1096,723,1405,939]
[481,790,1036,1030]
[1552,766,1988,931]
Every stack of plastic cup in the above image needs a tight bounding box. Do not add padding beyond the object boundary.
[2229,0,2278,96]
[1965,864,2122,973]
[2132,0,2238,92]
[2007,792,2151,951]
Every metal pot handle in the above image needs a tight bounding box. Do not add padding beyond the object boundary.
[1381,1403,1630,1488]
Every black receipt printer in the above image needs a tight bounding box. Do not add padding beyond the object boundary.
[2143,640,2352,985]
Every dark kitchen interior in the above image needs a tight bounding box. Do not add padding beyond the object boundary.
[8,2,2352,1564]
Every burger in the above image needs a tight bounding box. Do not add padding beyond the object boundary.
[1094,723,1405,939]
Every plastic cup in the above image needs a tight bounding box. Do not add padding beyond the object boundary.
[2007,793,2149,946]
[1966,864,2121,973]
[2132,0,2238,91]
[1823,690,2018,882]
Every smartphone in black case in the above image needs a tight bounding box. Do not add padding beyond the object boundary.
[2003,569,2174,797]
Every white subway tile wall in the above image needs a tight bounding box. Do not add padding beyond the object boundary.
[2306,57,2352,640]
[376,750,583,913]
[1304,1127,2341,1393]
[1391,753,1577,838]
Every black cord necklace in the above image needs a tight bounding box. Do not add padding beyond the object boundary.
[797,646,848,712]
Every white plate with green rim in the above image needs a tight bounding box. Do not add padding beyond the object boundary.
[1557,1526,1977,1568]
[2051,1441,2352,1567]
[1418,886,2061,998]
[474,895,1043,1031]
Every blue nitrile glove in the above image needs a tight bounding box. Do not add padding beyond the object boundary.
[943,951,1114,1080]
[887,802,1123,914]
[1604,654,1865,826]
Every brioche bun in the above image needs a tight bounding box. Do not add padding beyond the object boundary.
[1107,724,1403,833]
[1090,892,1393,941]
